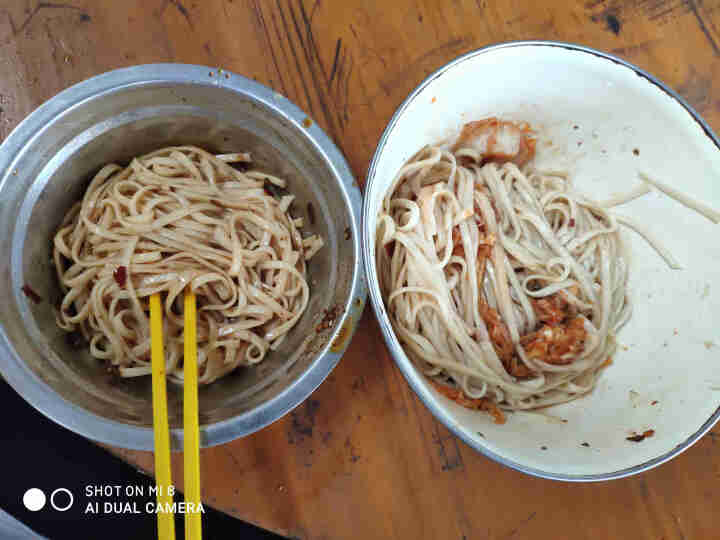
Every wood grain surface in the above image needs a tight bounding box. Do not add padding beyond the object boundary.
[2,1,720,538]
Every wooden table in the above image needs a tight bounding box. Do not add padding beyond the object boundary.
[3,1,720,538]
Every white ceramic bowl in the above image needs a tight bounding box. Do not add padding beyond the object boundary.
[363,42,720,480]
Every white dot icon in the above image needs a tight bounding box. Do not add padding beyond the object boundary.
[23,488,46,511]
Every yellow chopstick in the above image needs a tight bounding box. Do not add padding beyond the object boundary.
[150,293,176,540]
[183,290,202,540]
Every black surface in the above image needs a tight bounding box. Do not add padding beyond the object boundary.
[0,378,282,539]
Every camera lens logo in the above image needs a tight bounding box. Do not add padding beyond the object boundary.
[22,488,73,512]
[50,489,74,511]
[22,489,46,511]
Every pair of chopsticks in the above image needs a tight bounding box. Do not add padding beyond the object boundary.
[150,291,202,540]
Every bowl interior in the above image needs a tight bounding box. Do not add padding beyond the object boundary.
[0,72,359,447]
[365,43,720,478]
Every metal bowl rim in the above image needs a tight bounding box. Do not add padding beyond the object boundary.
[0,63,366,450]
[362,40,720,482]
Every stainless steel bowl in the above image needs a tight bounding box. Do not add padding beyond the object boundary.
[0,64,366,450]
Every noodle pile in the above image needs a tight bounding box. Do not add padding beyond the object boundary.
[54,146,322,384]
[376,130,631,419]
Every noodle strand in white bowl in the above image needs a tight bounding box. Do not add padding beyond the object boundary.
[54,146,322,384]
[376,121,632,422]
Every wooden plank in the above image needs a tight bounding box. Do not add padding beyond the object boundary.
[2,1,720,538]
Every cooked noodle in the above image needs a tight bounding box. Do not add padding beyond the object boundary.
[638,171,720,224]
[600,184,652,208]
[53,146,322,384]
[376,131,632,419]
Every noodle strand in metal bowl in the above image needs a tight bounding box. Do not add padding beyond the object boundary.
[53,146,323,384]
[375,119,633,422]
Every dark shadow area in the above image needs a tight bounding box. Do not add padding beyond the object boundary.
[0,378,282,539]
